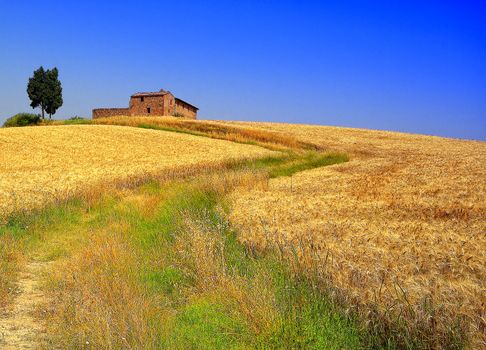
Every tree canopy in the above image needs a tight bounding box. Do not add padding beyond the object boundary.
[45,68,63,118]
[27,66,63,119]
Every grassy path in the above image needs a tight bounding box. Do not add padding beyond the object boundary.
[0,151,359,349]
[0,260,48,349]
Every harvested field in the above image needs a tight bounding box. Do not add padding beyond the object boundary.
[0,124,274,219]
[225,121,486,347]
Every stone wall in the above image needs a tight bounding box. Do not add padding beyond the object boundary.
[174,100,197,119]
[92,91,197,119]
[92,108,130,119]
[129,93,175,116]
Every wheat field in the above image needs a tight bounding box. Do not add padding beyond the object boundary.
[1,119,484,347]
[225,121,486,347]
[0,124,274,219]
[91,116,304,150]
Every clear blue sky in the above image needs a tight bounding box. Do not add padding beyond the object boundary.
[1,0,485,140]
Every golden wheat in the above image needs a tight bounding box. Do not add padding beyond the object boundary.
[0,124,274,220]
[3,118,485,346]
[92,116,304,150]
[226,121,486,347]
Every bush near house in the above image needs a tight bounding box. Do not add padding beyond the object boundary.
[3,113,41,127]
[63,116,91,125]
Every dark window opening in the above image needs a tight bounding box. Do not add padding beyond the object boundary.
[147,107,151,114]
[141,96,144,102]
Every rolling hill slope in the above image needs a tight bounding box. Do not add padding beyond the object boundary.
[0,124,274,219]
[222,121,486,348]
[1,118,484,348]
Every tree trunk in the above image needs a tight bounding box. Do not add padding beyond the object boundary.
[41,105,45,120]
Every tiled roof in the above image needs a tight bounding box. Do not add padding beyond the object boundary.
[131,90,169,97]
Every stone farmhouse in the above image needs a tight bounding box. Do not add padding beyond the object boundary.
[92,89,198,119]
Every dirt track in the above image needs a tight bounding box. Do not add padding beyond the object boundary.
[0,261,48,349]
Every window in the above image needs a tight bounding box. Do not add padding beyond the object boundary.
[141,96,144,102]
[147,107,151,114]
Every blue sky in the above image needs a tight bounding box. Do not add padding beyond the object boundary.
[0,0,485,140]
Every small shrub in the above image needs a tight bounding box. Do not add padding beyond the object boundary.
[3,113,41,127]
[64,116,91,125]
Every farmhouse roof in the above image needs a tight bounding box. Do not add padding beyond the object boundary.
[131,89,170,98]
[130,89,198,109]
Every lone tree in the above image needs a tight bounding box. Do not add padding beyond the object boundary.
[27,66,63,119]
[44,68,63,119]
